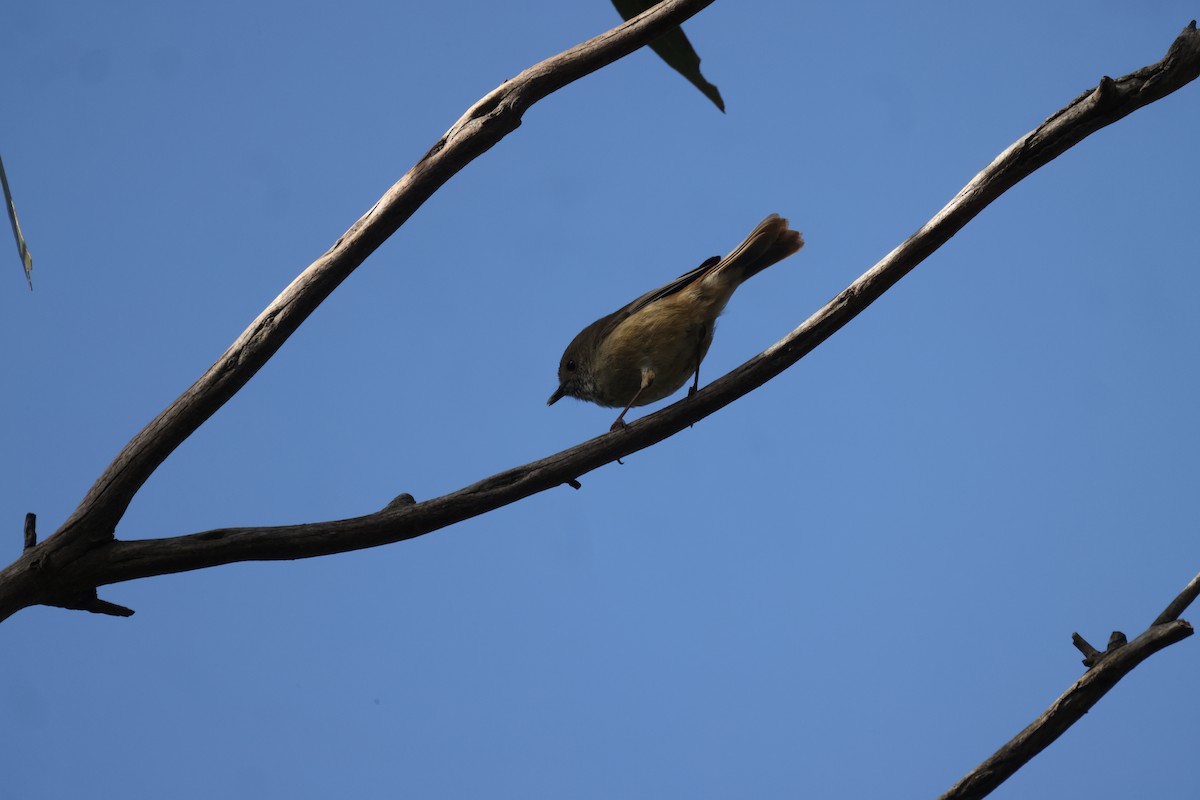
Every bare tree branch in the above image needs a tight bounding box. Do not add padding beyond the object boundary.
[939,572,1199,800]
[1,20,1197,623]
[1153,571,1200,626]
[0,0,716,618]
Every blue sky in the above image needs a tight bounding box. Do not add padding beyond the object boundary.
[3,2,1199,798]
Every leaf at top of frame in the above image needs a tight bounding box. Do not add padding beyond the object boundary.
[611,0,725,112]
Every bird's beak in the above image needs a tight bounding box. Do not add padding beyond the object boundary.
[547,386,565,406]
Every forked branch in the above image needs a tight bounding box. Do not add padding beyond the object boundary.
[0,0,717,618]
[939,572,1199,800]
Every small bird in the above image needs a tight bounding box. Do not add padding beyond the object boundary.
[548,214,804,430]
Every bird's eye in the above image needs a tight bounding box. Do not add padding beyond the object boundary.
[565,359,576,371]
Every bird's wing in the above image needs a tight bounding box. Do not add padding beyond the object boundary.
[621,255,721,317]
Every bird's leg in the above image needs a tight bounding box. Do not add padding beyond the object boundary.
[688,324,706,398]
[686,326,705,428]
[611,368,655,431]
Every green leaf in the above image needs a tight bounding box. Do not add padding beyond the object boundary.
[611,0,725,112]
[0,152,33,289]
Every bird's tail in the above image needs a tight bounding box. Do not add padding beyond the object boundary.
[718,214,804,284]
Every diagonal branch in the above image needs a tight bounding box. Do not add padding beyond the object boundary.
[1,20,1198,622]
[1152,571,1200,626]
[938,571,1199,800]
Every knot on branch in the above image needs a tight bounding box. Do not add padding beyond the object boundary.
[382,493,417,512]
[48,588,135,618]
[1072,630,1128,668]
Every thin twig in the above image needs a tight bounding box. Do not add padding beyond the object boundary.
[23,513,35,551]
[50,590,135,618]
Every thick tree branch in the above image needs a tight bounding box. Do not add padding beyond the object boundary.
[1,20,1197,622]
[939,572,1199,800]
[0,0,716,617]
